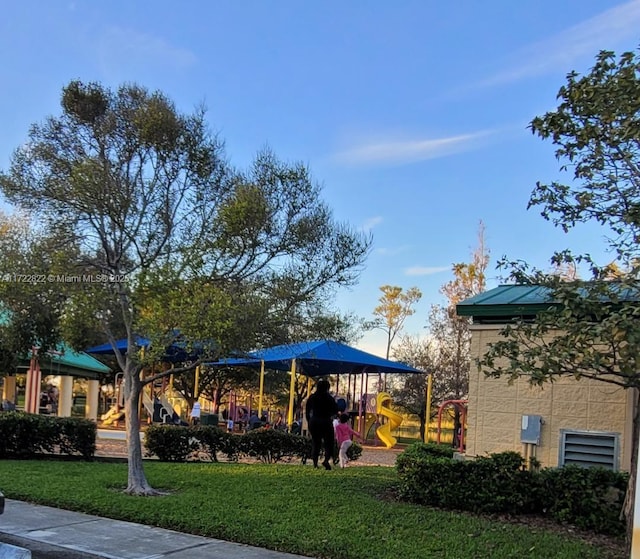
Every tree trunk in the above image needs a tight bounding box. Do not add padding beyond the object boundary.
[212,387,220,413]
[452,407,461,450]
[418,411,426,443]
[623,388,640,555]
[123,365,158,496]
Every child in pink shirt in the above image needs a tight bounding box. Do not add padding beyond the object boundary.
[334,413,363,468]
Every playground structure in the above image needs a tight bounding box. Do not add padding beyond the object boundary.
[89,339,423,445]
[375,392,403,448]
[100,372,185,427]
[336,390,403,449]
[436,399,468,453]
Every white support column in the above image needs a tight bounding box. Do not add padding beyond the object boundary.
[58,375,74,417]
[85,379,99,421]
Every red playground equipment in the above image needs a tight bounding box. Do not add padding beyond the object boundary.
[436,399,468,453]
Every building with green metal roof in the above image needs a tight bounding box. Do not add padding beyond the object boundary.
[15,343,111,380]
[2,342,111,422]
[457,284,555,320]
[456,284,633,472]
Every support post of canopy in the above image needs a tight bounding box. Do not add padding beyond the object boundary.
[424,373,433,443]
[287,359,297,427]
[194,365,200,397]
[258,360,265,416]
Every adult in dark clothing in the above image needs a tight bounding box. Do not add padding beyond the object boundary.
[305,379,339,470]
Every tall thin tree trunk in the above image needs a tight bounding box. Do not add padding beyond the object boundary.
[623,388,640,555]
[124,367,157,495]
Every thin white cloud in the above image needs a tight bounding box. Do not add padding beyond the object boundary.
[335,130,493,166]
[405,266,450,277]
[376,245,411,256]
[360,216,383,231]
[482,1,640,86]
[98,26,196,73]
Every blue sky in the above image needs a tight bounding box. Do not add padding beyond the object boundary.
[1,1,639,356]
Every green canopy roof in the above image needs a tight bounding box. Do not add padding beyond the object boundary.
[1,309,111,379]
[16,343,111,380]
[457,283,640,322]
[456,285,555,320]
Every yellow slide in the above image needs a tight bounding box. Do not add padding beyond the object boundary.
[363,412,378,439]
[101,405,125,426]
[376,392,402,449]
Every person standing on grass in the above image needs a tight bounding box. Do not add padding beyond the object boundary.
[335,413,363,468]
[305,378,339,470]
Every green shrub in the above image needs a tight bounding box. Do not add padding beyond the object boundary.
[0,411,96,459]
[189,425,231,462]
[240,428,310,463]
[347,440,362,461]
[397,450,538,515]
[57,417,96,459]
[398,442,455,462]
[144,425,313,464]
[395,446,627,535]
[144,425,198,462]
[537,465,627,535]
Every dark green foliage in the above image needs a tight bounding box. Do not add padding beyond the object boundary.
[347,440,363,461]
[398,442,455,461]
[396,445,628,535]
[55,417,97,459]
[397,449,536,515]
[239,428,311,463]
[537,465,628,535]
[189,424,228,462]
[143,425,323,464]
[61,81,109,124]
[0,411,96,459]
[144,425,199,462]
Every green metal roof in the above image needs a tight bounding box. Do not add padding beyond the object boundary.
[17,343,112,380]
[456,285,556,318]
[48,343,111,373]
[1,308,111,378]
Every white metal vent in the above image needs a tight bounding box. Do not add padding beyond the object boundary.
[558,430,619,470]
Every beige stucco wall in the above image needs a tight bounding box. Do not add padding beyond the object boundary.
[467,324,634,471]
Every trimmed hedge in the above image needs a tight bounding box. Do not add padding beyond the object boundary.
[0,411,96,459]
[144,425,362,465]
[396,444,628,535]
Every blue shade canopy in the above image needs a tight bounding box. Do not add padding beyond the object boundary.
[210,340,424,377]
[85,336,151,354]
[85,336,202,363]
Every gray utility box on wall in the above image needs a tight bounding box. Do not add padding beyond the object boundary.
[521,415,543,444]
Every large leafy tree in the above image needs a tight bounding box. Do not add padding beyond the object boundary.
[0,80,371,494]
[166,294,363,416]
[0,212,79,373]
[477,49,640,549]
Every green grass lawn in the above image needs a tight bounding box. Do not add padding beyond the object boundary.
[0,460,624,559]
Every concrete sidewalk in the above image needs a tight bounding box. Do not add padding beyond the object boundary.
[0,500,309,559]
